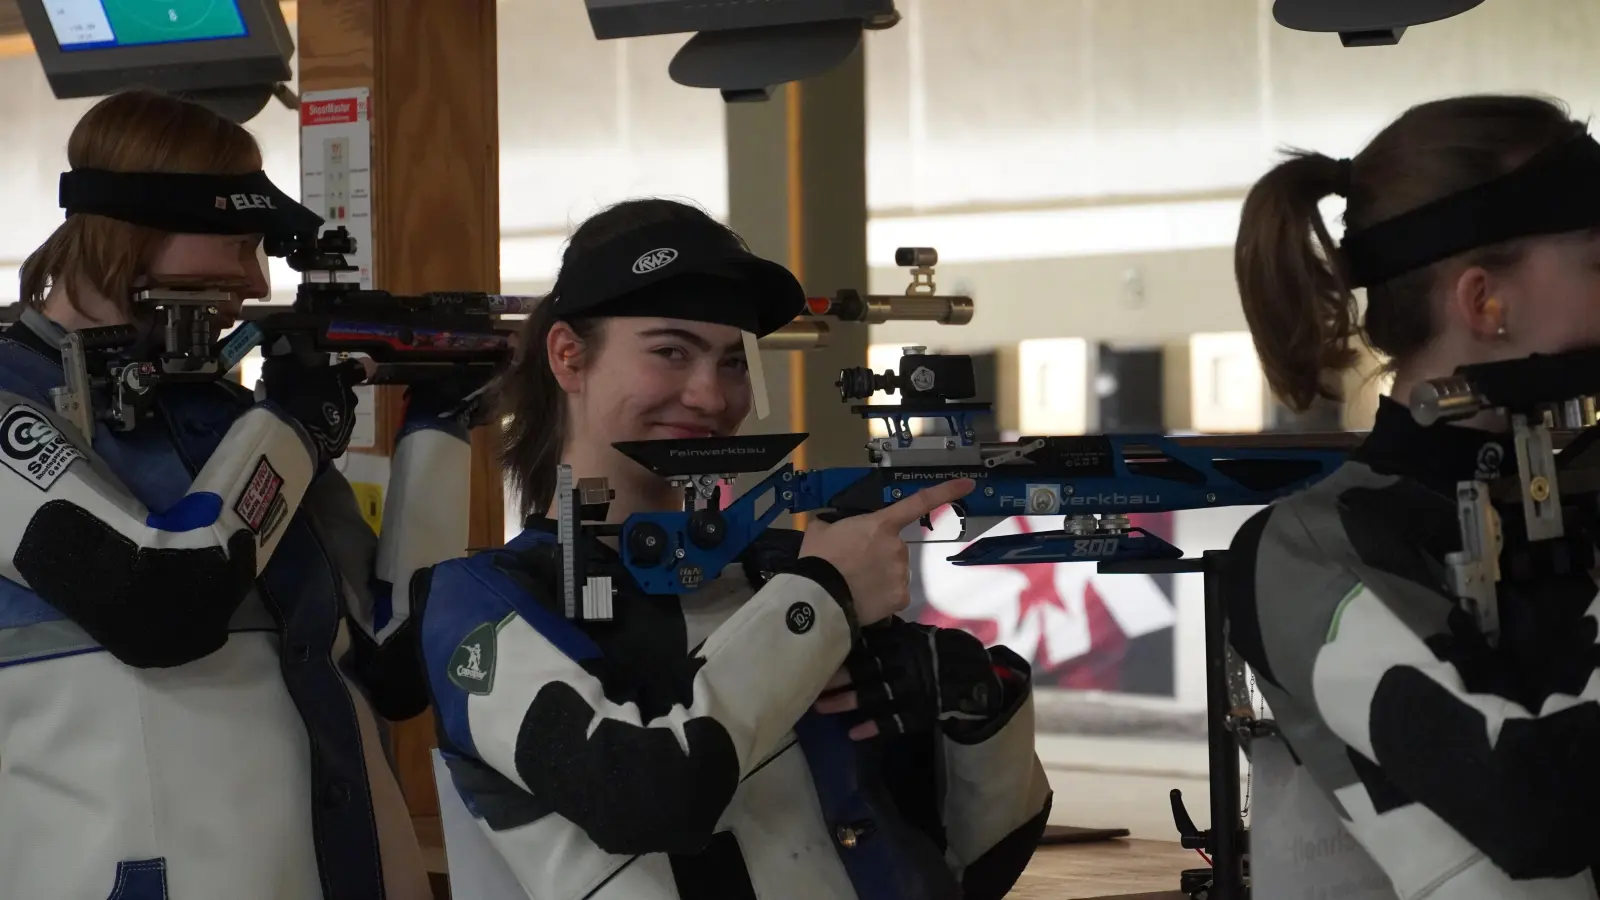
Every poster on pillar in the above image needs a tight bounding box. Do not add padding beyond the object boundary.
[299,87,378,453]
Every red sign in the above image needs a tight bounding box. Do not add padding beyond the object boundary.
[301,97,360,126]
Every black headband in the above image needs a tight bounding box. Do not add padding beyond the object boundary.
[60,168,324,246]
[551,219,806,337]
[1340,130,1600,287]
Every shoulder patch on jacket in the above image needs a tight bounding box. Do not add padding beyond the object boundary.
[449,619,501,695]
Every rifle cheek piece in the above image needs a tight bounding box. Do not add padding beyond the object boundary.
[1409,347,1600,646]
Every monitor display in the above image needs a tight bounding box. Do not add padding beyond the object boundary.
[44,0,248,52]
[586,0,896,40]
[18,0,292,118]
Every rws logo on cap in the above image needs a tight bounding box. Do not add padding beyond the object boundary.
[632,247,679,275]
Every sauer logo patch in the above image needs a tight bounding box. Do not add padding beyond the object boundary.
[0,406,82,491]
[449,622,498,695]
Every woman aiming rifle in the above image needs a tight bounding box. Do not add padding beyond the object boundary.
[1226,93,1600,897]
[0,88,482,899]
[419,197,1053,900]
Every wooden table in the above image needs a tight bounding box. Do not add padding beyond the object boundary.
[1008,838,1196,900]
[418,816,1195,900]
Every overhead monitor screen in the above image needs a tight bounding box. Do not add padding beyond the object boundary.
[43,0,247,51]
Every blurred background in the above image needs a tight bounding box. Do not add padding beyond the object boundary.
[3,0,1596,839]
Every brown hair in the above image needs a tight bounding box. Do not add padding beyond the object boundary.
[500,198,747,518]
[20,88,264,317]
[1235,94,1580,411]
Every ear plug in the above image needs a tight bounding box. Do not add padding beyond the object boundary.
[1484,297,1508,339]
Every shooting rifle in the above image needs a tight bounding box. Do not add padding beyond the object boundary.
[29,230,972,447]
[41,226,529,443]
[1409,346,1600,645]
[549,347,1348,612]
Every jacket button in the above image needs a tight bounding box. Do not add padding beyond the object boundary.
[835,820,875,849]
[289,643,310,663]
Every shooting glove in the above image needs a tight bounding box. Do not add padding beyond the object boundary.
[844,616,1014,743]
[260,356,366,470]
[404,369,497,432]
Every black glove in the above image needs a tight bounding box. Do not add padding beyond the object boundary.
[260,356,366,469]
[403,368,498,431]
[842,617,1013,742]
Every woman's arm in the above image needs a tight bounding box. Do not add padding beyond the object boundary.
[0,389,318,668]
[821,619,1054,898]
[340,413,474,720]
[936,647,1054,900]
[1229,501,1600,881]
[420,548,858,858]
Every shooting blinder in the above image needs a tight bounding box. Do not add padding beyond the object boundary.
[1340,129,1600,287]
[59,168,324,248]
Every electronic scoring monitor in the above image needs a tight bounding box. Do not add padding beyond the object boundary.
[17,0,294,120]
[584,0,900,101]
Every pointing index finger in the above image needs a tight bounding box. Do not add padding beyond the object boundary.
[875,478,976,528]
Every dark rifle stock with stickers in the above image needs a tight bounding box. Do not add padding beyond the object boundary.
[7,236,983,445]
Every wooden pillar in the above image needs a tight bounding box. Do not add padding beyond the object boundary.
[726,47,871,481]
[297,0,502,885]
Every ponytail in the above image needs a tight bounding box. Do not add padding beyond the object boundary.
[1237,94,1583,412]
[1234,152,1358,413]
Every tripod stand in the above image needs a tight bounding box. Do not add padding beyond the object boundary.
[1099,549,1254,900]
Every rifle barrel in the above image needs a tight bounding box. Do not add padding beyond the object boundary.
[1165,430,1578,451]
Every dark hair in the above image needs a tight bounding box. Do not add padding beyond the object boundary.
[1235,94,1580,411]
[500,197,749,518]
[22,88,263,317]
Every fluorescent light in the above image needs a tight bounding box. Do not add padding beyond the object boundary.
[868,198,1245,266]
[489,197,1251,285]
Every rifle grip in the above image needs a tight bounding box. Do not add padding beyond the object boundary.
[814,509,872,525]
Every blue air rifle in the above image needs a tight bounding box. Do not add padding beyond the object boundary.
[542,320,1347,900]
[547,342,1349,900]
[550,346,1349,621]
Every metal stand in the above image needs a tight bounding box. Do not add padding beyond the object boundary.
[1099,549,1248,900]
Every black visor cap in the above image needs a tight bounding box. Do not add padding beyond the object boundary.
[550,219,806,337]
[59,168,325,245]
